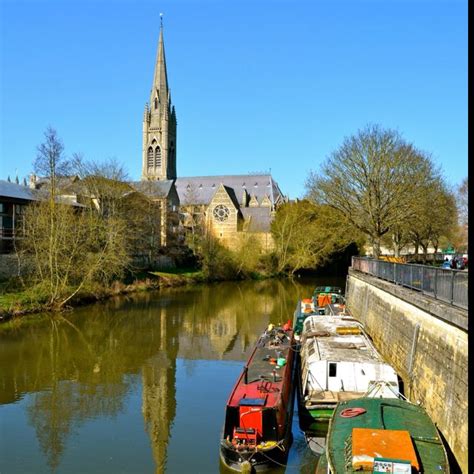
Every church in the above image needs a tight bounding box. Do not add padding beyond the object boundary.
[136,23,286,251]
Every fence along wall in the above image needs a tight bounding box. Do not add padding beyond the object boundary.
[352,256,468,310]
[346,269,468,472]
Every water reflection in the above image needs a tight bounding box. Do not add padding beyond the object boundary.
[0,276,345,473]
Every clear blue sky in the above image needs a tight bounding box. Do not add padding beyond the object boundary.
[0,0,467,199]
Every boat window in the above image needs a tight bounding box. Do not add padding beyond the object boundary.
[329,363,337,377]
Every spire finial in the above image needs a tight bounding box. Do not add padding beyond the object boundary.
[160,12,163,28]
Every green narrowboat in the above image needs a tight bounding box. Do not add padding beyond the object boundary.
[318,397,450,473]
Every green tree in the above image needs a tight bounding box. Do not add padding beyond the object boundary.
[305,124,437,258]
[271,200,358,274]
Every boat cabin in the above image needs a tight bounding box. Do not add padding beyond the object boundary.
[300,316,399,403]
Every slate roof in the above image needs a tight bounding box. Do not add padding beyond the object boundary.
[0,180,87,207]
[129,180,175,199]
[34,175,81,191]
[175,174,284,206]
[0,180,40,201]
[241,207,273,232]
[221,185,242,212]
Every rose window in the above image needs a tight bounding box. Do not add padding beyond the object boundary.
[213,204,230,222]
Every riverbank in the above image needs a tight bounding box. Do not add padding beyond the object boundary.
[0,268,275,324]
[0,270,200,323]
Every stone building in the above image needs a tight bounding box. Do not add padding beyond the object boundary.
[141,24,286,251]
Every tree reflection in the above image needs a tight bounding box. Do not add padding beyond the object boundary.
[0,277,327,472]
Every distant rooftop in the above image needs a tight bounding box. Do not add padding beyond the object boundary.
[175,174,285,206]
[0,180,40,201]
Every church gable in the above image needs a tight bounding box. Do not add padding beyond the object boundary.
[207,184,241,238]
[249,194,259,207]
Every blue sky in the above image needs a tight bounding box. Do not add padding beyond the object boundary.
[0,0,467,199]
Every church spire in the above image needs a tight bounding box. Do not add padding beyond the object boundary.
[150,17,168,108]
[142,14,177,182]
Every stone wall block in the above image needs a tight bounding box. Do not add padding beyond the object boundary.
[346,269,468,472]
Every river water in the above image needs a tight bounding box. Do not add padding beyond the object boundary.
[0,276,346,474]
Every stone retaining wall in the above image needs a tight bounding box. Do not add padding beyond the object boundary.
[346,269,468,472]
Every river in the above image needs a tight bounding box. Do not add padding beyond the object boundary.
[0,276,346,473]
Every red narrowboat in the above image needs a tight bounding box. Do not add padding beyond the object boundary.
[219,321,296,472]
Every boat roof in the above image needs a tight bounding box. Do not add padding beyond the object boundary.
[301,316,382,364]
[327,398,449,473]
[313,286,342,294]
[227,327,294,409]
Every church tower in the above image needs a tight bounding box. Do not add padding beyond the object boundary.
[142,20,177,181]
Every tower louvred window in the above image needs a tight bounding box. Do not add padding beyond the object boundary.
[147,147,154,169]
[155,146,162,167]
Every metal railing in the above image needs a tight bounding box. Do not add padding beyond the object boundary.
[351,256,468,310]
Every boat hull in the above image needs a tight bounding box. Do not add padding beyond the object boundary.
[220,324,297,472]
[295,352,333,437]
[219,430,293,472]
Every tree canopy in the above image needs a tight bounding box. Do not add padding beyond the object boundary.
[271,200,361,273]
[305,124,453,258]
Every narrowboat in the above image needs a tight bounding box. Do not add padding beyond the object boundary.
[293,287,347,341]
[318,397,450,473]
[312,286,344,308]
[297,315,399,437]
[220,321,296,472]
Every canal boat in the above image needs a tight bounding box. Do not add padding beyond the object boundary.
[220,321,296,472]
[293,287,347,341]
[297,315,399,437]
[312,286,344,308]
[316,397,450,473]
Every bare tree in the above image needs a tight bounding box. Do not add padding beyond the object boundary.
[72,154,130,217]
[407,179,457,261]
[305,125,436,258]
[17,131,129,309]
[34,126,71,202]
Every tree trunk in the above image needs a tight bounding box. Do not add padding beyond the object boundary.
[373,236,381,259]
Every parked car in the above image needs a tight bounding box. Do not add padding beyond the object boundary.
[441,261,452,269]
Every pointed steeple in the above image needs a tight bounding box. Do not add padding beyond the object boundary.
[150,20,169,108]
[142,15,177,181]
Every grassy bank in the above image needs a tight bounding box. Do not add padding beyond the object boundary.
[0,267,273,324]
[0,268,204,323]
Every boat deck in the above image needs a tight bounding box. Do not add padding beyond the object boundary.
[301,315,380,363]
[305,390,364,403]
[227,327,294,408]
[327,398,449,473]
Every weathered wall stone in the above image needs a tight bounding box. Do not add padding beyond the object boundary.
[346,269,468,472]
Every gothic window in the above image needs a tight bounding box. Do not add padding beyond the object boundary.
[147,147,154,169]
[213,204,230,222]
[154,98,158,109]
[155,146,162,167]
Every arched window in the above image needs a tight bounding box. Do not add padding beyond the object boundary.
[155,146,162,167]
[147,147,154,169]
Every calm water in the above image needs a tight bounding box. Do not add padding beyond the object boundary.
[0,276,346,474]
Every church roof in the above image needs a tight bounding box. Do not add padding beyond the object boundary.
[175,174,284,206]
[241,207,273,232]
[129,180,175,199]
[219,185,242,212]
